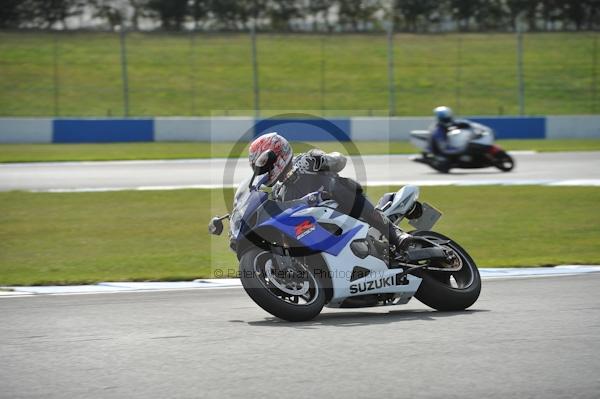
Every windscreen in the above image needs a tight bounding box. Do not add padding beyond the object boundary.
[229,174,268,239]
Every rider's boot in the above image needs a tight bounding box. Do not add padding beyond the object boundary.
[388,226,436,263]
[386,224,419,261]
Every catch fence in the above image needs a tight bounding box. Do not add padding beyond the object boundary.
[0,31,598,117]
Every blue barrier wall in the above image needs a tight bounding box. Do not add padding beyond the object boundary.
[470,117,546,139]
[53,119,154,143]
[254,118,351,141]
[2,116,598,143]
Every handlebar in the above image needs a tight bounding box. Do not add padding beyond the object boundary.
[300,191,332,206]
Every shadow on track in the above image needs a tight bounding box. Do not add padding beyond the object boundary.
[232,309,489,329]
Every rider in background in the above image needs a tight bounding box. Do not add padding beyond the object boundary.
[248,132,415,259]
[429,106,473,165]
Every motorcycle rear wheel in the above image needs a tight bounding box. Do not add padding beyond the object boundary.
[412,231,481,311]
[239,248,326,322]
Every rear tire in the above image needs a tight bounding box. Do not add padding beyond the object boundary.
[239,248,326,322]
[412,231,481,311]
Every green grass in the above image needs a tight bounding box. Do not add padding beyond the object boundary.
[1,139,599,163]
[1,186,599,286]
[0,32,598,117]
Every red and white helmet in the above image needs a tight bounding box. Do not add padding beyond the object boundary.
[248,132,293,185]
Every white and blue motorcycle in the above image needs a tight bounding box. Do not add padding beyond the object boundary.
[209,152,481,321]
[410,120,515,173]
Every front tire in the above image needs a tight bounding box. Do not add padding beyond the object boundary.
[239,248,326,322]
[493,151,515,172]
[412,231,481,311]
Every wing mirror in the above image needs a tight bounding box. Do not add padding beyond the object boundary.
[208,214,229,236]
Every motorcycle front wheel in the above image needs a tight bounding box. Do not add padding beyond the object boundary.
[412,231,481,311]
[493,151,515,172]
[239,248,326,322]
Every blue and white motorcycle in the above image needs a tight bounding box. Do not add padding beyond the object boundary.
[410,121,515,173]
[209,151,481,321]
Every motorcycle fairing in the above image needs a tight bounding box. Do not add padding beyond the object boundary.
[259,204,423,306]
[255,203,362,256]
[318,216,422,306]
[231,189,268,240]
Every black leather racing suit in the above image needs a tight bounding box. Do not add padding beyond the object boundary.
[273,149,403,250]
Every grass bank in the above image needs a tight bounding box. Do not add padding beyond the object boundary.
[1,32,598,116]
[1,139,599,163]
[1,186,599,286]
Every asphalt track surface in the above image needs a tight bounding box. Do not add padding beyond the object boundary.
[2,274,599,398]
[1,151,599,191]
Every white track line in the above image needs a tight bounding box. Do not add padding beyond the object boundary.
[0,151,540,168]
[26,179,600,193]
[2,266,599,297]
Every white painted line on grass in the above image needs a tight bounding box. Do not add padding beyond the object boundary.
[0,158,224,168]
[507,150,538,155]
[33,184,235,193]
[2,266,598,297]
[547,179,600,186]
[26,179,600,193]
[479,265,600,278]
[0,151,539,168]
[0,290,34,297]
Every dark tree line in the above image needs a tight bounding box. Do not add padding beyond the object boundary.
[1,0,599,31]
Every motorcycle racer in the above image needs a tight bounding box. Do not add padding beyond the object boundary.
[248,132,410,257]
[429,106,476,171]
[430,106,468,156]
